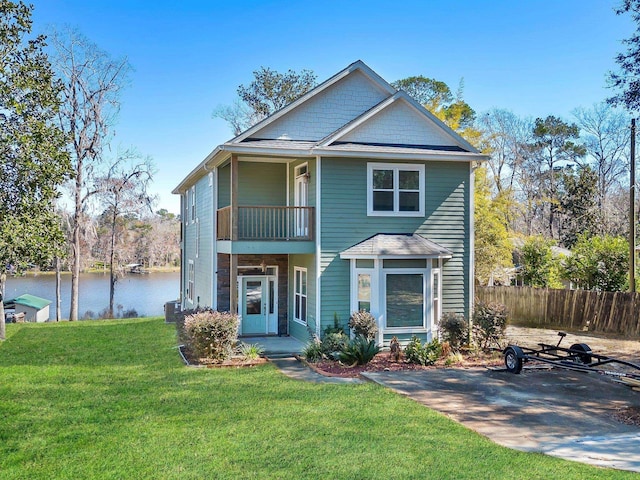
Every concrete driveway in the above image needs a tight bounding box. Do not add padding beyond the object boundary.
[363,367,640,472]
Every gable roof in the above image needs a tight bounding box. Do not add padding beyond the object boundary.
[231,60,396,144]
[340,234,453,258]
[318,90,477,152]
[174,60,488,194]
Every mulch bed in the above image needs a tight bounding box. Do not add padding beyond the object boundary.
[178,345,267,368]
[305,351,504,378]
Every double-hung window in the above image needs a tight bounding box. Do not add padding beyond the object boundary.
[367,163,425,216]
[294,267,307,324]
[187,260,195,303]
[190,186,196,222]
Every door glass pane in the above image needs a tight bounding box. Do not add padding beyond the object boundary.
[245,281,262,315]
[373,169,393,189]
[399,170,419,190]
[373,191,394,211]
[386,274,423,328]
[269,280,275,314]
[399,191,419,211]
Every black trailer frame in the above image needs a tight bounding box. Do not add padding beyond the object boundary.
[503,332,640,380]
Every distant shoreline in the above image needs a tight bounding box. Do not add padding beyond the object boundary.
[12,266,180,276]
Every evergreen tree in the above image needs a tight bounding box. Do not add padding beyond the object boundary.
[0,1,72,338]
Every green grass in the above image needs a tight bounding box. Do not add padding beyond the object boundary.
[0,319,636,479]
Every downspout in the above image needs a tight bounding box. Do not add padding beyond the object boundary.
[205,161,218,310]
[468,161,478,342]
[315,155,322,339]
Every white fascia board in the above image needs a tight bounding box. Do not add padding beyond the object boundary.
[172,146,224,194]
[231,60,396,144]
[223,142,488,162]
[219,144,316,158]
[313,148,489,162]
[339,253,453,260]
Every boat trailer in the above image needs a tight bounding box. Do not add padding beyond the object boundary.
[503,332,640,383]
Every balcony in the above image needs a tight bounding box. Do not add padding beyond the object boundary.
[217,206,315,242]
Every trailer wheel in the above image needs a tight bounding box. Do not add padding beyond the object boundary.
[504,346,524,374]
[569,343,592,364]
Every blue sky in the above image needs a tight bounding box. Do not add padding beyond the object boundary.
[32,0,633,214]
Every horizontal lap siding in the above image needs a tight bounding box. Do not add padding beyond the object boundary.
[239,162,286,206]
[194,175,213,308]
[320,158,470,332]
[218,164,230,208]
[419,162,470,317]
[289,254,316,342]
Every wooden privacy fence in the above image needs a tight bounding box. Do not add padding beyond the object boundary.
[476,286,640,337]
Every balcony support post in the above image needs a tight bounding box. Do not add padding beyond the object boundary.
[230,253,238,316]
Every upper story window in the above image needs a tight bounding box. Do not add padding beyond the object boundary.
[190,186,196,222]
[367,163,425,217]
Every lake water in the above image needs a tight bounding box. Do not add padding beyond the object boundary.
[4,271,180,320]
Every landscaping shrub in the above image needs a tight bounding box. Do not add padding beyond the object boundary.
[183,310,239,361]
[321,331,349,360]
[348,310,378,341]
[324,312,346,335]
[438,312,468,351]
[338,335,380,366]
[473,301,508,350]
[404,336,442,366]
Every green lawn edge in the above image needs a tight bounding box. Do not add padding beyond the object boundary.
[0,318,636,479]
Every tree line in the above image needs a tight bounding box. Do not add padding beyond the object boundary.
[0,2,178,338]
[212,4,640,294]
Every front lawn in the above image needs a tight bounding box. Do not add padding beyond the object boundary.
[0,319,634,479]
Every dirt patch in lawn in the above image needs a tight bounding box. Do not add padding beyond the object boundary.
[505,325,640,362]
[614,406,640,426]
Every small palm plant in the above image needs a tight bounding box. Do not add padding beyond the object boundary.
[339,335,380,367]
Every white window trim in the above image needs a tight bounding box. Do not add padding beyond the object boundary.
[348,257,442,340]
[293,266,308,326]
[295,162,309,178]
[432,259,442,330]
[367,162,425,217]
[187,260,195,304]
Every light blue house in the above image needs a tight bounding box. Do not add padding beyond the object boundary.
[173,61,487,345]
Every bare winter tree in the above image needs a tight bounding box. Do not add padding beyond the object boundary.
[573,103,630,233]
[96,151,155,317]
[478,109,533,193]
[50,27,132,320]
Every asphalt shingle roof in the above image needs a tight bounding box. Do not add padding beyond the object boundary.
[340,234,452,258]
